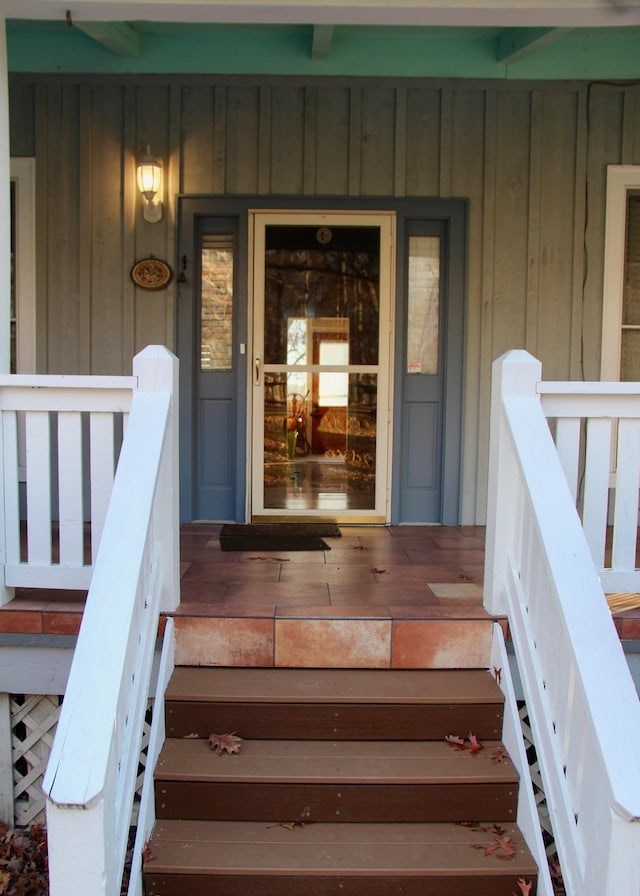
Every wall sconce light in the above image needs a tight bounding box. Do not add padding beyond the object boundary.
[136,145,163,223]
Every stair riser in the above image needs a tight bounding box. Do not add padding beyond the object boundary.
[165,702,504,740]
[145,873,536,896]
[156,781,517,823]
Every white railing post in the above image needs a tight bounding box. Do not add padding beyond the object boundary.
[132,346,179,613]
[484,350,542,615]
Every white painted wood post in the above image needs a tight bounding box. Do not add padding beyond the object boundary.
[484,350,542,615]
[132,346,179,612]
[0,18,12,607]
[0,693,14,825]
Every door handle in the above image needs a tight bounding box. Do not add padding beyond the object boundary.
[255,357,260,386]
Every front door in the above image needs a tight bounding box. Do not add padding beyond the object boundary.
[250,211,395,523]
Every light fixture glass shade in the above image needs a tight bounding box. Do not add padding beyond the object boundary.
[136,145,163,222]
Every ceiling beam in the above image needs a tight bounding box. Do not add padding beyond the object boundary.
[311,24,334,60]
[496,27,563,63]
[9,1,640,28]
[74,21,141,56]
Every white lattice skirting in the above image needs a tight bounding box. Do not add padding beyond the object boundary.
[10,694,62,826]
[3,694,151,828]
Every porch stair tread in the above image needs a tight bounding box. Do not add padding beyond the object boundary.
[165,667,505,740]
[147,819,537,875]
[145,666,538,895]
[157,737,518,785]
[167,667,503,704]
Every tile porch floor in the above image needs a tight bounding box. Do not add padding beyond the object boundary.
[1,524,638,663]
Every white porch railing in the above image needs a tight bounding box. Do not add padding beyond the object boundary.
[485,350,640,896]
[37,346,179,896]
[0,369,135,602]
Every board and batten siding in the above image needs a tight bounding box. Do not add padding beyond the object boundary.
[8,76,640,524]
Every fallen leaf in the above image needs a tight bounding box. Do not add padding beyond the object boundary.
[492,666,502,685]
[473,833,516,860]
[248,556,289,563]
[208,732,243,755]
[183,732,200,739]
[491,746,509,764]
[446,733,483,755]
[445,734,468,750]
[268,821,309,831]
[372,567,387,574]
[514,879,532,896]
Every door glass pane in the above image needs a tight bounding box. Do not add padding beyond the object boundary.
[407,236,440,375]
[264,226,379,366]
[260,224,380,513]
[201,234,234,370]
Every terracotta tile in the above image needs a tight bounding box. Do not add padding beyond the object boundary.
[180,580,227,602]
[462,563,484,585]
[42,612,82,635]
[224,582,329,605]
[174,616,274,666]
[372,564,465,583]
[277,604,391,619]
[390,604,490,619]
[41,599,86,613]
[237,551,328,564]
[275,618,391,667]
[391,619,492,669]
[182,561,278,581]
[193,603,277,618]
[324,548,411,566]
[278,565,377,584]
[0,610,43,633]
[2,596,48,611]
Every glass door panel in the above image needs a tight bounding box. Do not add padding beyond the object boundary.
[252,213,394,521]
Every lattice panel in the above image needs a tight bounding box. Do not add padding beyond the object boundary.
[9,694,152,828]
[518,702,557,855]
[11,694,61,826]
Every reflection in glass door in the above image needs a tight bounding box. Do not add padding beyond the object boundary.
[251,212,394,522]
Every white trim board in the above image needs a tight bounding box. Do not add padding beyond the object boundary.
[601,165,640,382]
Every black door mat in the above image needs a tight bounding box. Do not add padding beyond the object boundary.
[220,523,341,552]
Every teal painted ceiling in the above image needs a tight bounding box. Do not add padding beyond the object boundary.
[7,19,640,80]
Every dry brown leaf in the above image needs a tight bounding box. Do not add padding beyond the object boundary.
[268,821,309,831]
[473,833,516,860]
[446,733,483,755]
[492,666,502,685]
[491,746,509,764]
[514,879,532,896]
[183,732,200,739]
[208,732,243,755]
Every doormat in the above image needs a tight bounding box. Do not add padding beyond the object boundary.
[220,523,341,552]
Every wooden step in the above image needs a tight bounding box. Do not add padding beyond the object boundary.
[145,820,538,896]
[165,667,504,740]
[155,737,518,823]
[145,666,538,895]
